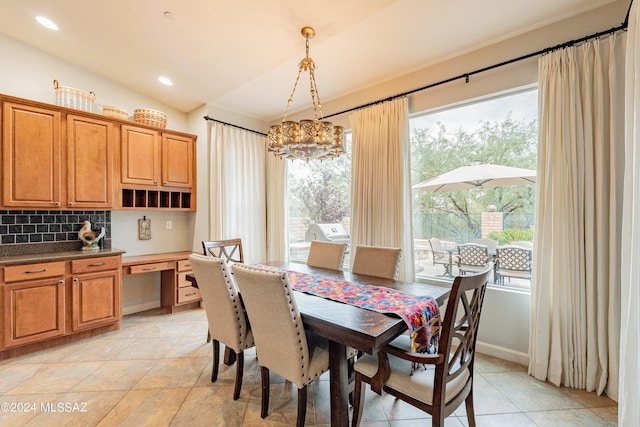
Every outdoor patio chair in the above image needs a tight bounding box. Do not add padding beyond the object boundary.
[457,243,490,275]
[495,245,532,284]
[509,240,533,248]
[429,237,454,275]
[472,237,498,252]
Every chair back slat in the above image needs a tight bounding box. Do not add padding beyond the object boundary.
[202,238,244,264]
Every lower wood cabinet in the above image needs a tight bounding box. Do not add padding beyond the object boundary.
[1,254,122,353]
[3,276,66,348]
[71,256,122,331]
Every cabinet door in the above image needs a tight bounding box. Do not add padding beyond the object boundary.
[120,125,160,186]
[4,278,65,347]
[2,102,62,208]
[161,133,194,188]
[72,270,121,331]
[66,115,115,209]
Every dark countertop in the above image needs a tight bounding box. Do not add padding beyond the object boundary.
[0,247,126,266]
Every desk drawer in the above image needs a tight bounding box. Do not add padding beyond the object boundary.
[72,256,120,274]
[4,261,66,282]
[177,259,192,272]
[129,262,170,274]
[177,286,201,304]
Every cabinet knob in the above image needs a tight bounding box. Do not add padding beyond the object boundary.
[154,180,158,184]
[59,280,65,285]
[73,278,79,283]
[68,202,74,207]
[54,201,60,207]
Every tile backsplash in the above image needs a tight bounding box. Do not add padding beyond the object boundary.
[0,210,111,245]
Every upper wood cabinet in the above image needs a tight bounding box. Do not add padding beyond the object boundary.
[66,114,114,209]
[120,125,160,186]
[1,100,115,209]
[119,124,196,210]
[2,102,63,208]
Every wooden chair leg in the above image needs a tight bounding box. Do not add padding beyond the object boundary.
[465,386,476,427]
[296,386,307,427]
[206,328,211,343]
[351,374,366,427]
[260,366,270,419]
[211,339,220,382]
[232,351,244,400]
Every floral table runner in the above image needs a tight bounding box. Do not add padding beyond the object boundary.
[284,269,441,354]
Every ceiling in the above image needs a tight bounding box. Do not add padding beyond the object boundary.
[0,0,618,121]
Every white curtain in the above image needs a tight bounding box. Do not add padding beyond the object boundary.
[209,122,266,263]
[620,1,640,424]
[266,152,288,261]
[530,35,624,399]
[349,97,414,281]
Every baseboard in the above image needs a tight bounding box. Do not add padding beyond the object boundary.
[122,301,161,316]
[476,340,530,366]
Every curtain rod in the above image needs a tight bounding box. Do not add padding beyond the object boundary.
[324,1,632,120]
[204,0,633,129]
[203,115,268,137]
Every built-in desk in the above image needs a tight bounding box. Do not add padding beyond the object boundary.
[122,251,200,313]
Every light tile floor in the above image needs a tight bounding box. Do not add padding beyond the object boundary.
[0,308,617,426]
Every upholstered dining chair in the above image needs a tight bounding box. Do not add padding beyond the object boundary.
[457,243,490,275]
[495,245,533,284]
[306,240,348,270]
[231,263,330,427]
[351,267,492,427]
[351,245,402,280]
[188,254,254,400]
[202,238,245,343]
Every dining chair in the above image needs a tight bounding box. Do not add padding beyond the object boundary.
[202,238,244,264]
[456,243,490,275]
[428,237,453,274]
[351,245,402,280]
[351,267,493,427]
[231,263,330,427]
[306,240,348,270]
[495,245,532,284]
[202,238,244,343]
[188,254,254,400]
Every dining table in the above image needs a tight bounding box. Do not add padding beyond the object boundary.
[187,261,449,426]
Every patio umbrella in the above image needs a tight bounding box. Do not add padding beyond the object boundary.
[413,163,536,192]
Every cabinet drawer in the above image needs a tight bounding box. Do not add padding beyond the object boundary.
[72,256,120,274]
[177,286,201,304]
[129,262,170,274]
[4,261,65,282]
[177,259,192,272]
[177,272,193,288]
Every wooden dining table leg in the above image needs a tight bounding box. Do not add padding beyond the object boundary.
[328,340,349,427]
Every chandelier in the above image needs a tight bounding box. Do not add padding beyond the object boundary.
[267,26,345,161]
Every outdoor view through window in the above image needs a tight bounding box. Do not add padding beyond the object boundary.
[412,88,538,289]
[287,87,537,289]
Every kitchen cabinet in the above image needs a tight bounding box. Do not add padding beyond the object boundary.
[66,114,115,209]
[2,261,66,348]
[2,102,63,208]
[1,99,115,209]
[71,256,121,331]
[119,125,196,210]
[0,252,123,356]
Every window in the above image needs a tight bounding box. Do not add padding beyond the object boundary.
[410,88,538,289]
[287,134,352,263]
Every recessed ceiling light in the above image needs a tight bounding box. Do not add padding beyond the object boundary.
[36,16,59,31]
[158,76,173,86]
